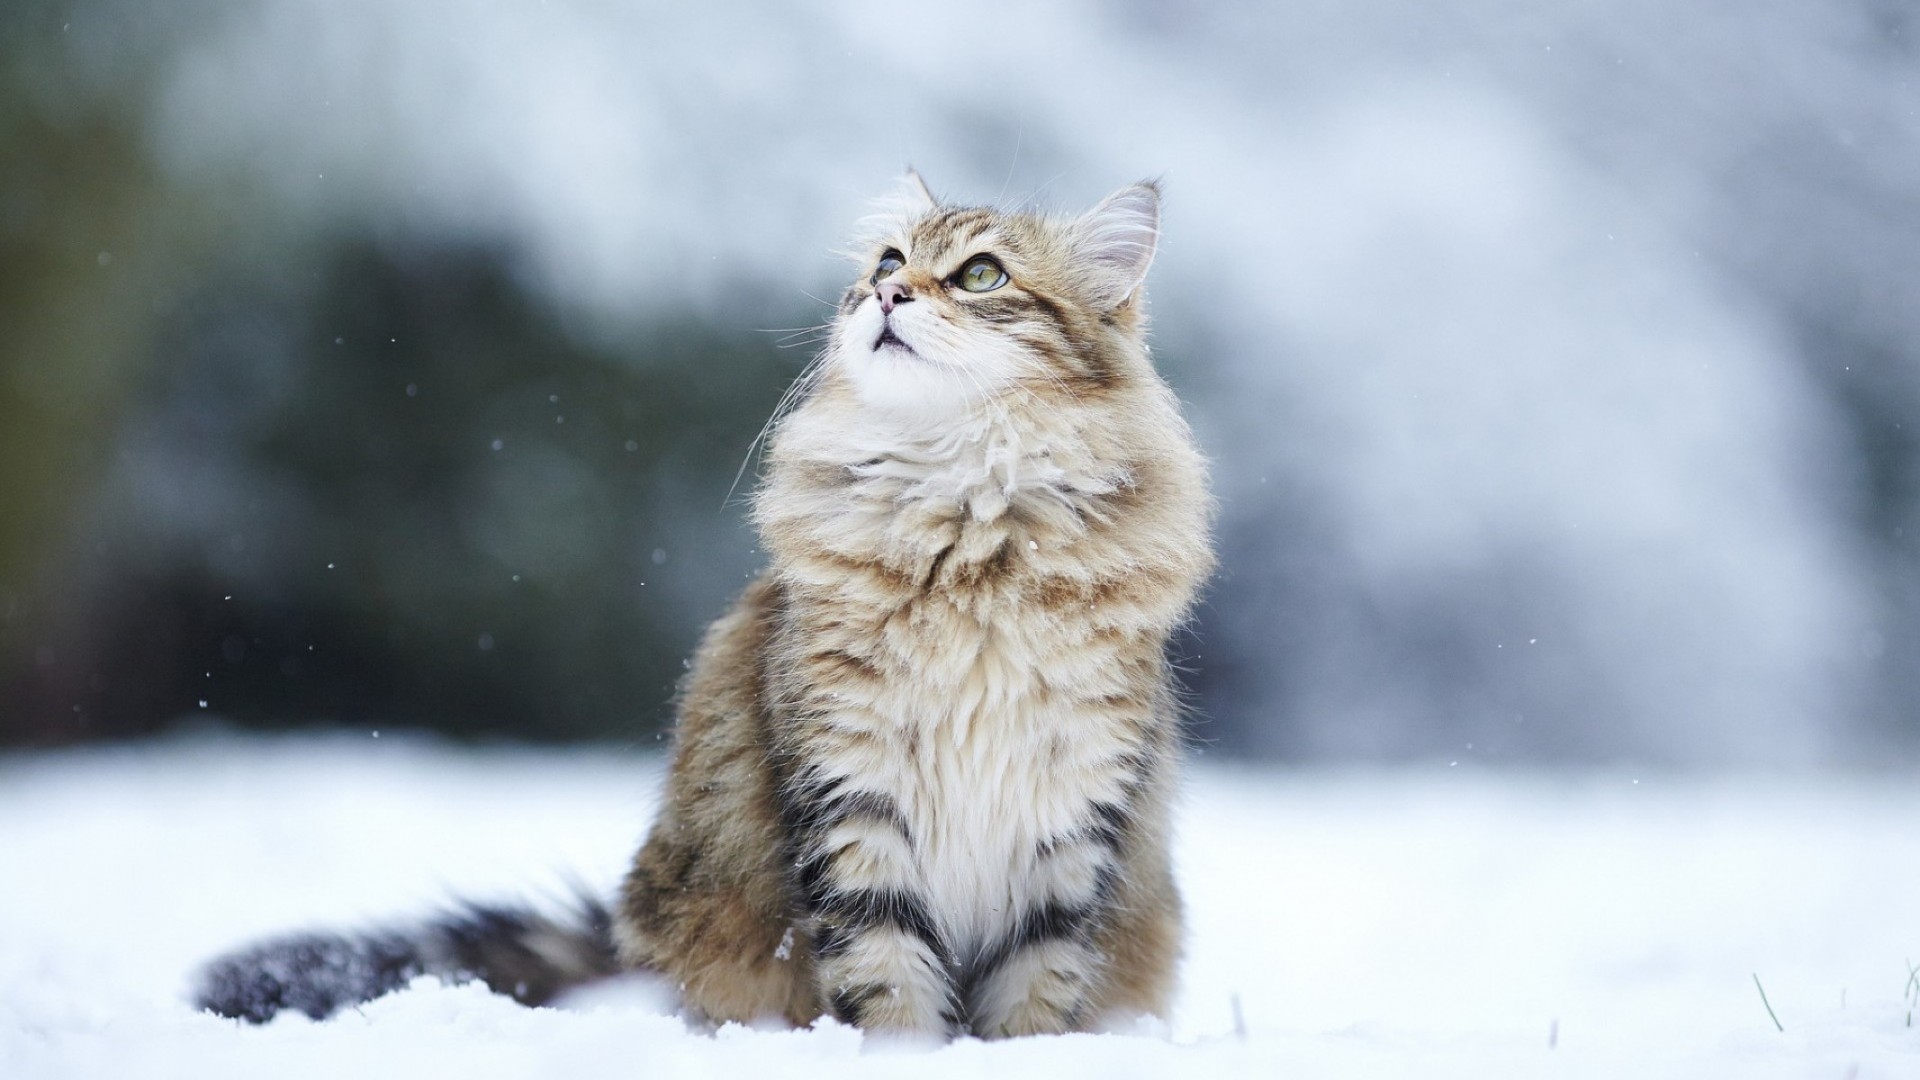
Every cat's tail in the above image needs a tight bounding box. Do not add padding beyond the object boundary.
[192,895,623,1023]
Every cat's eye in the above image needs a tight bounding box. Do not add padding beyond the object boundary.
[872,249,905,283]
[957,256,1008,293]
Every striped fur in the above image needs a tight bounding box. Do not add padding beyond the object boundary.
[192,179,1212,1040]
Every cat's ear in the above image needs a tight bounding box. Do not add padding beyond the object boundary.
[1072,181,1161,309]
[901,168,939,213]
[849,170,940,256]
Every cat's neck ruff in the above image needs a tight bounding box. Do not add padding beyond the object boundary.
[775,391,1123,528]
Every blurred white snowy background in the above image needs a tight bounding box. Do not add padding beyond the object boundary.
[8,0,1920,764]
[6,2,1920,1076]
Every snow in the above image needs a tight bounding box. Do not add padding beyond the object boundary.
[2,736,1915,1078]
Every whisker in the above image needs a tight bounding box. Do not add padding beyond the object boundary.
[996,112,1026,208]
[1014,171,1069,215]
[773,327,833,349]
[726,349,831,508]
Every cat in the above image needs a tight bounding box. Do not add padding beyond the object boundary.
[194,173,1215,1040]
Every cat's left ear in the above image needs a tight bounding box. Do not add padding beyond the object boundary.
[1072,181,1161,310]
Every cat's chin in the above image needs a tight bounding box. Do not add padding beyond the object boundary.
[844,357,982,422]
[828,335,968,421]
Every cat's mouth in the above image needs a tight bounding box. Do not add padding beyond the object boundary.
[873,325,918,357]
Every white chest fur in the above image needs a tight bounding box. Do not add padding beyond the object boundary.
[805,422,1138,955]
[886,618,1127,955]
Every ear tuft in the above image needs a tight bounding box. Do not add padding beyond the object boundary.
[1072,181,1161,309]
[849,170,941,256]
[902,168,938,213]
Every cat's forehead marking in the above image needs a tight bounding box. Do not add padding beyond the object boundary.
[909,207,1000,265]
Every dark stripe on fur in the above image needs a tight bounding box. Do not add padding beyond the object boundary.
[811,887,943,957]
[829,982,897,1026]
[811,647,884,683]
[963,864,1120,1001]
[1010,896,1097,949]
[920,541,956,590]
[1088,799,1133,852]
[1024,289,1118,388]
[1037,800,1133,859]
[912,208,994,263]
[784,776,913,901]
[782,770,905,827]
[811,788,910,837]
[829,982,963,1033]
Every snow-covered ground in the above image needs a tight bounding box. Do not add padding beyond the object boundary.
[1,736,1915,1078]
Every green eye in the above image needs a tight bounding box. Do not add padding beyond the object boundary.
[958,257,1008,293]
[872,249,904,282]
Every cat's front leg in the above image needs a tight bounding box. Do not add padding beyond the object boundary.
[791,782,958,1037]
[964,810,1124,1037]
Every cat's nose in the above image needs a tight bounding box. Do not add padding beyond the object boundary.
[876,282,912,314]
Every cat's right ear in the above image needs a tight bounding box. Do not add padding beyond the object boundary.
[1072,181,1161,310]
[901,168,938,213]
[848,171,940,257]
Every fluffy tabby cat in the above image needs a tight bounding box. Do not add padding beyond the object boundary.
[194,174,1214,1039]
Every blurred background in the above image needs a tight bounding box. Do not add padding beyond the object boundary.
[3,0,1916,767]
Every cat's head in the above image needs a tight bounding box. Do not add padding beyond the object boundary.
[825,174,1162,419]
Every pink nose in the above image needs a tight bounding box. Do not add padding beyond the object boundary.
[876,281,912,314]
